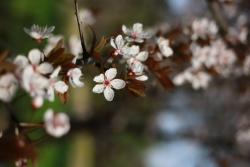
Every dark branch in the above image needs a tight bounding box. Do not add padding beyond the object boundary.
[74,0,90,62]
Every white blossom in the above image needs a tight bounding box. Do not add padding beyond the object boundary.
[122,23,152,43]
[155,37,173,60]
[191,18,218,40]
[110,35,139,58]
[47,66,69,101]
[24,25,55,42]
[127,51,148,74]
[67,68,84,88]
[0,73,18,102]
[92,68,126,101]
[15,158,28,167]
[173,68,211,90]
[44,109,70,138]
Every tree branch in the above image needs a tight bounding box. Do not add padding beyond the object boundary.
[74,0,90,62]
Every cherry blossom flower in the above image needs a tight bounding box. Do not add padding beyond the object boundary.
[173,68,211,90]
[44,109,70,138]
[47,67,69,101]
[191,18,218,40]
[122,23,152,43]
[92,68,126,101]
[110,35,139,58]
[155,37,173,60]
[0,73,18,102]
[67,68,84,88]
[24,25,55,43]
[127,51,148,75]
[19,49,53,75]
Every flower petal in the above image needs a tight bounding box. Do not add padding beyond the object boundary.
[104,87,114,101]
[105,68,117,80]
[54,81,68,94]
[93,74,105,83]
[111,79,126,90]
[92,84,105,93]
[14,55,29,68]
[115,35,124,49]
[136,75,148,81]
[37,62,53,74]
[133,23,143,33]
[28,49,43,65]
[136,51,148,62]
[50,66,61,79]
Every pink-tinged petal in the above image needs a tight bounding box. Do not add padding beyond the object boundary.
[110,79,126,90]
[28,49,43,65]
[54,81,68,94]
[32,96,44,108]
[92,84,105,93]
[37,62,53,74]
[44,109,70,138]
[136,51,149,62]
[93,74,105,83]
[105,68,117,80]
[104,87,114,101]
[135,75,148,81]
[115,35,124,49]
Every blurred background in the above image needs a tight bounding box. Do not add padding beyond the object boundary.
[0,0,250,167]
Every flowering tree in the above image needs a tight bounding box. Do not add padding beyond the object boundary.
[0,0,249,166]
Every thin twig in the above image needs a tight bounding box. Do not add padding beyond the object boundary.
[74,0,89,61]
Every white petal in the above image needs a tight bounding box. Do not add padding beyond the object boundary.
[128,45,140,56]
[111,79,126,90]
[28,49,42,65]
[14,55,29,68]
[115,35,124,49]
[122,25,128,34]
[136,75,148,81]
[72,77,84,87]
[47,86,55,101]
[93,74,105,83]
[133,23,143,33]
[54,81,68,94]
[50,66,61,79]
[37,62,53,74]
[136,51,149,62]
[104,87,114,101]
[105,68,117,80]
[110,38,117,49]
[92,84,105,93]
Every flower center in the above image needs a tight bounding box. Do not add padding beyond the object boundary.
[104,80,111,87]
[131,32,137,39]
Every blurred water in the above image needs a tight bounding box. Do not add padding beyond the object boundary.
[145,140,218,167]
